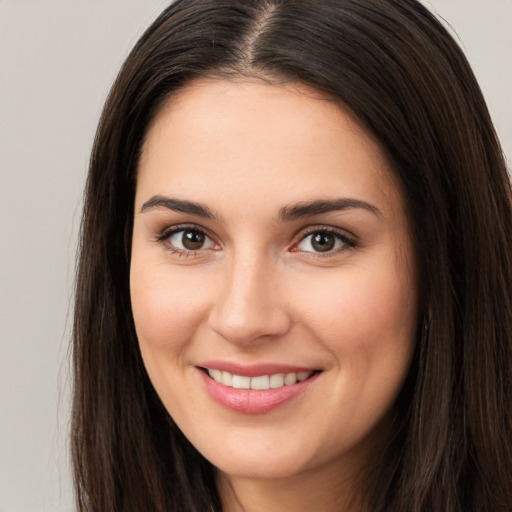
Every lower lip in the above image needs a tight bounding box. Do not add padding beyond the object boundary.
[199,369,321,414]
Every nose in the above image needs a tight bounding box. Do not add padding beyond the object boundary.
[208,253,292,346]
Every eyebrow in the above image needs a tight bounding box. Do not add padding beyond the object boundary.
[141,195,221,221]
[278,198,381,222]
[140,195,381,222]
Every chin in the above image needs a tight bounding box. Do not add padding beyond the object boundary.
[190,430,332,481]
[214,455,308,481]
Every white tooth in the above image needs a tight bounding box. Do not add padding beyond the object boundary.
[297,371,312,382]
[221,371,233,387]
[212,369,222,383]
[269,373,285,388]
[251,375,270,390]
[232,375,251,389]
[208,369,215,378]
[284,373,297,386]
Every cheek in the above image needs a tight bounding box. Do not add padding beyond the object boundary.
[294,260,417,369]
[130,261,211,363]
[129,261,214,419]
[301,265,417,437]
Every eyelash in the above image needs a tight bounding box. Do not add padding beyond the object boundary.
[155,224,357,257]
[293,227,357,256]
[155,224,218,258]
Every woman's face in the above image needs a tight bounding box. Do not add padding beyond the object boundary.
[131,78,418,482]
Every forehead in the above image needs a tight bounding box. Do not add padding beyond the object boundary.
[136,78,403,219]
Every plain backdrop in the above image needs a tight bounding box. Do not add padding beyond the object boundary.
[0,1,510,511]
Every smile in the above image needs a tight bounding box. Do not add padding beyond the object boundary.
[199,366,322,414]
[206,368,313,389]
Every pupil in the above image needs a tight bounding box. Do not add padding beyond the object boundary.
[312,233,335,252]
[182,231,204,250]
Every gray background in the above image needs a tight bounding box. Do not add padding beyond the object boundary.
[0,1,510,511]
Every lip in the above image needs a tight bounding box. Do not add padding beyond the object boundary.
[197,364,322,414]
[199,361,318,377]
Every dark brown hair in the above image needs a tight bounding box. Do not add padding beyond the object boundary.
[72,1,512,510]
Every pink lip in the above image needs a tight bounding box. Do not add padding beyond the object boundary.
[197,366,321,414]
[199,361,317,377]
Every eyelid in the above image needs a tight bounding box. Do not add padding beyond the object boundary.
[290,225,357,254]
[296,224,356,240]
[156,222,215,239]
[156,223,220,252]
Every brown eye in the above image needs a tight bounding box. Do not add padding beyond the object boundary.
[167,228,216,252]
[295,229,354,254]
[182,230,205,250]
[311,233,335,252]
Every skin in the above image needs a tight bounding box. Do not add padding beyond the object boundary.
[130,78,418,511]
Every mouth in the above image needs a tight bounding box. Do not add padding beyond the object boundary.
[197,362,323,413]
[202,367,319,390]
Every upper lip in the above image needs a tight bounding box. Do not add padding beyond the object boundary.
[198,361,320,377]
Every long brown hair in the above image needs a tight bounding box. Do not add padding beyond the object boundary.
[72,1,512,510]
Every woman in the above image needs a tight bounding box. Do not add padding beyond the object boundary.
[72,0,512,510]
